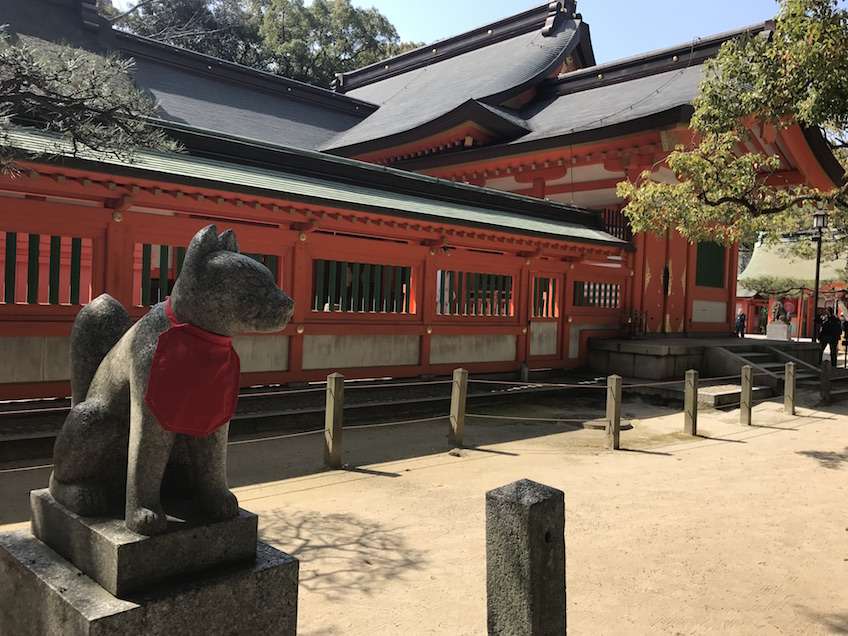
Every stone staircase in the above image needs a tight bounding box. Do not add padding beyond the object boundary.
[728,345,848,404]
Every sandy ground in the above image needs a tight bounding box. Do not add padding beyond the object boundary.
[2,390,847,635]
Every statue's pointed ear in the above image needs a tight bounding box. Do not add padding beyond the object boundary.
[218,229,239,253]
[184,225,219,263]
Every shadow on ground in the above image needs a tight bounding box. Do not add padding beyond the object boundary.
[797,607,848,634]
[225,415,592,490]
[796,446,848,470]
[259,507,426,600]
[225,392,650,489]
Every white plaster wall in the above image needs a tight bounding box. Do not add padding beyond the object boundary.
[302,335,420,370]
[568,324,618,359]
[692,300,727,323]
[233,335,290,373]
[429,334,517,365]
[530,321,558,357]
[0,337,70,383]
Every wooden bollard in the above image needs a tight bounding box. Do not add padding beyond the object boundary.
[606,374,622,450]
[740,365,753,426]
[486,479,566,635]
[449,368,468,446]
[821,359,832,404]
[784,361,796,415]
[324,372,344,468]
[684,369,698,436]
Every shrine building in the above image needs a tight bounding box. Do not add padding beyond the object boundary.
[0,0,842,400]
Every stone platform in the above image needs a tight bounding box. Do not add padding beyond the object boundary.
[0,529,298,636]
[30,489,259,597]
[0,490,299,635]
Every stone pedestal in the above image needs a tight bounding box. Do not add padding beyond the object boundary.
[766,322,792,341]
[30,489,259,597]
[0,490,299,635]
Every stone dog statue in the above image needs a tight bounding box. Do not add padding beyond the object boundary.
[772,301,790,324]
[49,225,294,535]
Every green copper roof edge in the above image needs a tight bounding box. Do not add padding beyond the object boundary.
[8,128,629,248]
[154,119,602,221]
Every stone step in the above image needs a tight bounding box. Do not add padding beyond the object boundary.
[759,361,789,370]
[740,352,775,363]
[697,383,774,408]
[829,388,848,402]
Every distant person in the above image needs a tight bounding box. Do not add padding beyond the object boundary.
[819,307,840,365]
[735,308,747,338]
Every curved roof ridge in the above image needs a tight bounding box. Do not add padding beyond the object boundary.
[557,21,770,82]
[332,1,578,93]
[323,17,582,154]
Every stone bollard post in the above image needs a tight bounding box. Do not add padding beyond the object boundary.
[486,479,565,636]
[740,365,753,426]
[449,368,468,446]
[821,359,832,404]
[606,374,622,450]
[684,369,698,436]
[784,361,796,415]
[324,372,344,468]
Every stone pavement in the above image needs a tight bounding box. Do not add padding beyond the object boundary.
[2,387,847,634]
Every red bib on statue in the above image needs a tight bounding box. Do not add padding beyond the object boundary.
[144,298,240,436]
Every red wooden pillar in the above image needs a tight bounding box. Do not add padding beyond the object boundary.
[562,263,574,360]
[518,258,532,366]
[419,248,440,373]
[102,216,132,307]
[288,238,310,376]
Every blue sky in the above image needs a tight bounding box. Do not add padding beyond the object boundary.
[110,1,848,65]
[354,0,783,63]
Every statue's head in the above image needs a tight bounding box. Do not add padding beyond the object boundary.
[170,225,295,336]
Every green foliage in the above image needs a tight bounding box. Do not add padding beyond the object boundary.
[112,0,265,69]
[740,273,846,295]
[108,0,422,88]
[0,30,178,169]
[257,0,417,86]
[619,0,848,245]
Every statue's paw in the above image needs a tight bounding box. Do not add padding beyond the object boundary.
[126,505,168,536]
[49,474,109,517]
[197,488,239,520]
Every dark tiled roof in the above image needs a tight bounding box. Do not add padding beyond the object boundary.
[117,34,373,152]
[130,57,365,151]
[4,0,118,52]
[7,1,374,152]
[513,22,771,146]
[393,23,772,169]
[322,7,584,153]
[517,65,704,144]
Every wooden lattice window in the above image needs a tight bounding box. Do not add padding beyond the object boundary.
[313,259,413,314]
[436,270,513,316]
[134,243,278,307]
[1,232,93,305]
[532,276,559,318]
[573,281,621,309]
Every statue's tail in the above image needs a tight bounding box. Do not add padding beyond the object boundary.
[69,294,131,406]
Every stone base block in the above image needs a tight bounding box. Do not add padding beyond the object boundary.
[766,322,792,341]
[30,488,258,597]
[0,529,298,636]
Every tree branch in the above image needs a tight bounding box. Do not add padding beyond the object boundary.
[109,0,161,23]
